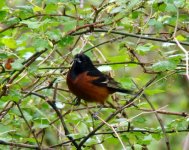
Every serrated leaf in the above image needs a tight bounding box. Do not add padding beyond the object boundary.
[21,19,50,29]
[33,38,49,51]
[136,43,154,55]
[152,60,177,72]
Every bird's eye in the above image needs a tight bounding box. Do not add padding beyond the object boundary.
[74,58,82,63]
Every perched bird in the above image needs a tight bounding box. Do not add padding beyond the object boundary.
[5,58,14,70]
[66,53,132,105]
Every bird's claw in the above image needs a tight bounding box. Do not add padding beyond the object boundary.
[92,112,99,120]
[72,97,81,106]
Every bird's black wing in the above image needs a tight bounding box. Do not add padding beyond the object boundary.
[88,70,132,94]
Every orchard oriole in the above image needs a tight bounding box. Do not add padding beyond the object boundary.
[66,53,132,105]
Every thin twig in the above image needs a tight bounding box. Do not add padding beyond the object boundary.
[77,75,158,149]
[96,115,127,150]
[71,29,189,46]
[133,80,170,150]
[15,102,41,148]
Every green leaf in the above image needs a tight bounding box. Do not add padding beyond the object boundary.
[0,11,7,21]
[108,55,128,63]
[148,19,163,30]
[145,89,165,95]
[148,19,156,26]
[21,19,51,29]
[125,0,141,12]
[12,59,24,70]
[46,29,62,41]
[0,53,8,58]
[0,0,6,9]
[1,37,17,49]
[33,6,43,13]
[45,3,58,14]
[168,54,183,62]
[176,35,186,41]
[166,3,177,12]
[136,43,154,55]
[6,17,20,25]
[16,5,33,13]
[153,2,166,11]
[117,77,135,89]
[152,133,162,141]
[132,11,139,19]
[110,6,123,14]
[59,36,74,47]
[23,111,33,121]
[85,138,98,146]
[63,20,77,32]
[174,0,185,7]
[21,20,41,29]
[33,38,49,51]
[138,134,153,145]
[33,118,50,129]
[5,89,22,102]
[134,117,146,123]
[152,60,178,72]
[1,95,11,102]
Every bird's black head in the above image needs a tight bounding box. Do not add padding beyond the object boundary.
[69,53,95,79]
[74,53,92,64]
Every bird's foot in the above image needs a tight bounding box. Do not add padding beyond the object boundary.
[92,105,104,120]
[92,112,99,120]
[72,97,81,106]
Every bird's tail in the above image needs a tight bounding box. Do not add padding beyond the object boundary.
[115,88,133,94]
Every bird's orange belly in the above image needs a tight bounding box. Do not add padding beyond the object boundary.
[67,72,110,104]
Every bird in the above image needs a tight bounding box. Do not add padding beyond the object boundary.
[66,53,132,105]
[5,58,14,70]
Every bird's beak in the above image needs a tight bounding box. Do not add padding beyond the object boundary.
[74,58,82,63]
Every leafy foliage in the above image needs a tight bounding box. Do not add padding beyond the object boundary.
[0,0,189,150]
